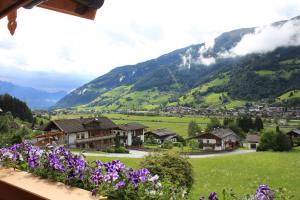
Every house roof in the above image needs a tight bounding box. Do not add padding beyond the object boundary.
[118,123,148,131]
[190,128,240,141]
[288,129,300,136]
[211,128,239,139]
[246,134,260,143]
[43,117,118,133]
[146,128,176,137]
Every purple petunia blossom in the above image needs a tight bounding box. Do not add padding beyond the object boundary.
[208,192,217,200]
[115,181,126,189]
[256,185,273,200]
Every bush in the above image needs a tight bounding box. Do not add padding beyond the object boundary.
[258,130,292,152]
[161,140,173,149]
[132,136,143,147]
[274,132,292,151]
[140,151,194,193]
[114,146,129,153]
[104,146,129,153]
[258,131,277,151]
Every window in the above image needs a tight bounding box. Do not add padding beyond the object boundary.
[207,140,209,144]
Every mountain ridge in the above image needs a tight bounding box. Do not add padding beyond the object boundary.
[0,80,66,109]
[54,16,300,111]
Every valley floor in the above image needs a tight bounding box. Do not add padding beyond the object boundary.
[86,148,300,200]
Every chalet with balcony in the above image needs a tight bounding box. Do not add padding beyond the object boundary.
[42,117,118,150]
[114,123,148,146]
[192,128,240,151]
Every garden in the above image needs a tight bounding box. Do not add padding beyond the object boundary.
[1,141,299,199]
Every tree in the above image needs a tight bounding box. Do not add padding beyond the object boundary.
[258,131,277,151]
[0,94,33,122]
[274,131,292,151]
[188,120,201,137]
[254,117,264,131]
[206,118,221,131]
[223,117,235,126]
[237,115,254,133]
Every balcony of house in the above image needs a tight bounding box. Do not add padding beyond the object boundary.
[76,130,116,144]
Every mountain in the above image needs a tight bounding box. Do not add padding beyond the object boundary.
[0,81,66,109]
[54,16,300,111]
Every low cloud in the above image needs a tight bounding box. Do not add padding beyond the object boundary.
[230,18,300,55]
[197,17,300,65]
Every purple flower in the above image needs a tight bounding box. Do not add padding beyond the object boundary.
[91,188,97,196]
[115,181,126,189]
[90,168,104,186]
[48,153,65,173]
[127,168,150,187]
[208,192,217,200]
[256,185,273,200]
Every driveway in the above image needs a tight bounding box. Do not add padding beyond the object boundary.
[81,149,255,159]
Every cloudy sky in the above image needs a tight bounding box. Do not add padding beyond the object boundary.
[0,0,300,92]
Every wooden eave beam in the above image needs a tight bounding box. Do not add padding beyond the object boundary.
[38,0,97,20]
[0,0,31,20]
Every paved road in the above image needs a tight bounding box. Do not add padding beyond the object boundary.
[80,149,255,159]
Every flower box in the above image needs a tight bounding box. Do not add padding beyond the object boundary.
[0,168,107,200]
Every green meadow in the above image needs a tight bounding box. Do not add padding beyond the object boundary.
[87,148,300,200]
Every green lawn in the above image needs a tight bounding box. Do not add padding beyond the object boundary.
[87,149,300,199]
[277,90,300,102]
[255,70,276,76]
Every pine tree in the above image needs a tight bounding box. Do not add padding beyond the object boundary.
[275,131,292,151]
[254,117,264,131]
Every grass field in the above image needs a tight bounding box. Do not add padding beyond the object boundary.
[277,90,300,102]
[87,149,300,200]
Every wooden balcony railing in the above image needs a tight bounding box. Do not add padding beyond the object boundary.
[0,168,107,200]
[76,134,116,144]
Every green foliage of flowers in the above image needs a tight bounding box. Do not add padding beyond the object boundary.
[0,142,186,200]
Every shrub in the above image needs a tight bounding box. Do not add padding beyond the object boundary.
[258,130,292,152]
[161,140,173,149]
[132,136,143,147]
[140,151,193,193]
[258,131,277,151]
[103,146,129,153]
[274,132,292,151]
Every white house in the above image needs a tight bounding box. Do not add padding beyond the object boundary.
[243,134,260,149]
[114,123,148,146]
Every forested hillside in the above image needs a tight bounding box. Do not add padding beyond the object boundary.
[54,16,300,111]
[0,94,33,122]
